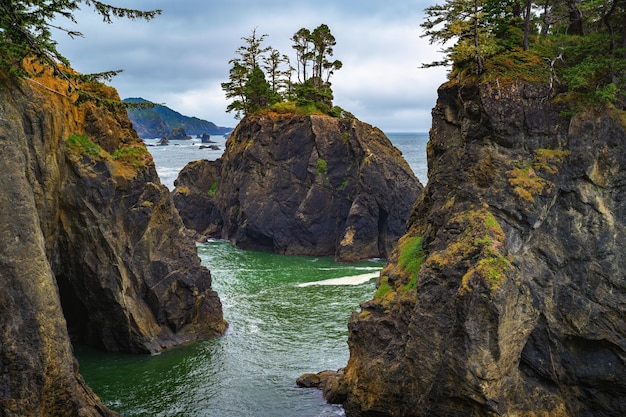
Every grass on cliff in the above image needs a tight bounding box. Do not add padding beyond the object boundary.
[398,236,425,290]
[208,181,218,197]
[373,235,425,304]
[112,145,151,169]
[66,134,107,159]
[257,101,355,119]
[316,158,328,175]
[65,133,151,178]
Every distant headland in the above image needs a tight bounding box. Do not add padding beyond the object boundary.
[123,97,232,138]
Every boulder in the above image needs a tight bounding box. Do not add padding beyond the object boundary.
[173,113,422,262]
[322,80,626,416]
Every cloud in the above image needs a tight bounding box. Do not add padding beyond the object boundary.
[54,0,446,132]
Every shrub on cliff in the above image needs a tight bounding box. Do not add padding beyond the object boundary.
[421,0,626,109]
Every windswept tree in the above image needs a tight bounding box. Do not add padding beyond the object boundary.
[263,47,291,98]
[421,0,494,74]
[422,0,626,106]
[236,27,270,71]
[291,27,314,83]
[244,66,273,113]
[224,24,343,118]
[222,28,276,119]
[0,1,160,86]
[221,61,249,119]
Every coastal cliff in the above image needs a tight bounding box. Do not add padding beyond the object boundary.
[0,70,226,416]
[319,80,626,416]
[173,113,422,262]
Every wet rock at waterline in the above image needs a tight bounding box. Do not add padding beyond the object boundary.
[173,113,422,262]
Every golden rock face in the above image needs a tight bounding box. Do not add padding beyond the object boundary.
[0,69,225,416]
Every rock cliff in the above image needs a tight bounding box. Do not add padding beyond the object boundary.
[320,81,626,416]
[173,113,422,262]
[0,70,226,416]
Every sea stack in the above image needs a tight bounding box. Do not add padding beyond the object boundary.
[173,113,422,262]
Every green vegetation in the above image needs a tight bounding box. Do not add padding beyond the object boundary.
[507,148,570,203]
[316,158,328,175]
[112,145,150,169]
[373,276,394,302]
[208,181,218,197]
[426,206,511,294]
[421,0,626,108]
[66,134,151,178]
[222,25,343,119]
[398,236,425,284]
[66,134,106,158]
[0,2,160,105]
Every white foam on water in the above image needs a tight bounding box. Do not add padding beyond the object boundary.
[298,271,380,287]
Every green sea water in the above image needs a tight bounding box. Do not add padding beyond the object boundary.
[75,241,384,416]
[75,132,428,416]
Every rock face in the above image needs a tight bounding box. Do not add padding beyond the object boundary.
[173,113,422,262]
[0,71,226,416]
[323,81,626,416]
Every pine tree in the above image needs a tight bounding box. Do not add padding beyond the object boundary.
[0,1,160,79]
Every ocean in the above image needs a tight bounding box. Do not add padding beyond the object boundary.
[75,132,429,417]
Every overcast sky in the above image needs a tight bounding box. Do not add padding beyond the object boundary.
[54,1,447,132]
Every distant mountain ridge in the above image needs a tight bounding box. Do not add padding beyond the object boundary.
[124,97,232,138]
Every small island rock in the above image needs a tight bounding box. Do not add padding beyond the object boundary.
[173,113,422,262]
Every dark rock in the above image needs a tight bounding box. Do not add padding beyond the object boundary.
[157,137,169,146]
[198,144,220,150]
[0,71,226,416]
[199,133,214,143]
[166,127,191,140]
[173,113,422,262]
[297,370,347,404]
[327,80,626,416]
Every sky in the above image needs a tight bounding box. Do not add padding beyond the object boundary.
[54,1,448,132]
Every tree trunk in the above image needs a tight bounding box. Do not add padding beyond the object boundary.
[567,0,584,35]
[523,0,532,50]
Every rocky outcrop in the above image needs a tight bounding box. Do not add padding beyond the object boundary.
[165,126,191,140]
[319,81,626,416]
[0,70,226,416]
[173,113,422,262]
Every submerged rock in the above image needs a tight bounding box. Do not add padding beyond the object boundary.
[0,69,226,416]
[318,80,626,416]
[173,113,422,262]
